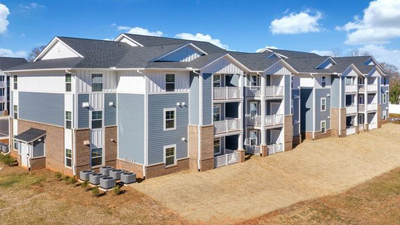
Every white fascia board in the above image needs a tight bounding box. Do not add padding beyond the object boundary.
[33,37,84,62]
[368,56,385,72]
[5,68,73,73]
[315,57,336,69]
[342,64,363,77]
[114,33,144,47]
[266,52,281,59]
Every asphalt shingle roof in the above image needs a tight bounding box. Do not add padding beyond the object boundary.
[267,48,320,58]
[0,57,27,71]
[14,128,46,143]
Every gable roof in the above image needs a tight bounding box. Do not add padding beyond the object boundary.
[14,128,46,143]
[266,48,320,58]
[0,57,27,71]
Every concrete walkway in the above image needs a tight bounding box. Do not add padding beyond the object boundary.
[130,124,400,224]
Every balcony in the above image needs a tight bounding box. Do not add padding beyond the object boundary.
[214,118,242,135]
[367,84,377,92]
[214,149,239,168]
[346,126,356,136]
[358,84,365,92]
[345,85,357,93]
[358,104,365,112]
[245,86,284,98]
[245,145,260,155]
[367,104,377,111]
[213,87,241,101]
[245,114,284,127]
[346,105,357,114]
[267,143,283,155]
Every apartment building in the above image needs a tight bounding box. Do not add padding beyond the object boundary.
[4,34,389,179]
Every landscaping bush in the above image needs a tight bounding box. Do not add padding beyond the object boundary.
[68,176,77,184]
[113,185,121,196]
[81,180,89,189]
[0,154,16,166]
[92,186,100,198]
[63,175,71,183]
[55,172,62,180]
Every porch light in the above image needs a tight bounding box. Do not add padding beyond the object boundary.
[181,102,186,106]
[177,102,181,106]
[327,94,330,97]
[109,102,115,107]
[182,137,186,141]
[82,102,90,108]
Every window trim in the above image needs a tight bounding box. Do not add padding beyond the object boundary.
[250,75,258,87]
[65,111,72,129]
[13,75,17,90]
[163,108,176,131]
[214,138,221,155]
[213,104,221,122]
[383,93,387,104]
[91,110,103,129]
[13,140,18,151]
[91,148,103,167]
[65,74,72,92]
[321,76,326,88]
[321,98,327,112]
[91,74,103,92]
[65,148,72,168]
[13,105,18,119]
[213,74,221,87]
[165,74,175,92]
[163,144,177,167]
[321,120,327,134]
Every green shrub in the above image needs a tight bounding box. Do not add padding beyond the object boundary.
[68,176,77,184]
[113,185,121,196]
[55,172,62,180]
[63,175,71,183]
[92,186,100,198]
[81,180,89,189]
[0,154,16,166]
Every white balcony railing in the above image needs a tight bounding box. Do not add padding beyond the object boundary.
[346,126,356,136]
[367,104,377,111]
[358,104,365,112]
[214,151,239,168]
[213,87,241,100]
[245,114,284,127]
[346,105,357,114]
[214,118,242,134]
[369,123,378,130]
[267,143,283,155]
[367,84,377,92]
[245,145,260,155]
[345,85,357,93]
[358,84,365,92]
[245,86,284,98]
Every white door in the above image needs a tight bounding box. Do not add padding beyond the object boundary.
[20,142,29,167]
[249,101,259,116]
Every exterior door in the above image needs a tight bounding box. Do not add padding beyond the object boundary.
[20,142,29,167]
[249,101,259,116]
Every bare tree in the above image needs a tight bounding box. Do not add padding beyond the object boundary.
[349,49,371,56]
[380,62,400,104]
[330,48,342,57]
[27,45,46,62]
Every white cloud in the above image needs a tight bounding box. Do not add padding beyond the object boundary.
[270,10,323,34]
[19,2,45,10]
[310,50,335,56]
[0,4,10,34]
[337,0,400,45]
[117,26,163,37]
[256,46,278,53]
[0,48,27,58]
[174,33,228,49]
[359,45,400,69]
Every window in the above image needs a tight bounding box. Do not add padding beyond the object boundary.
[65,74,72,92]
[0,103,5,111]
[249,102,259,116]
[321,76,326,88]
[213,74,221,87]
[214,138,221,155]
[321,98,326,111]
[321,121,326,134]
[13,75,17,90]
[13,140,18,151]
[91,148,103,167]
[0,76,4,81]
[92,74,103,92]
[213,105,221,122]
[291,76,294,89]
[65,111,72,129]
[13,105,17,119]
[166,74,175,92]
[345,77,353,85]
[249,130,258,146]
[164,145,176,167]
[65,149,72,167]
[383,93,387,104]
[250,75,258,87]
[91,111,102,129]
[0,88,4,96]
[164,108,176,130]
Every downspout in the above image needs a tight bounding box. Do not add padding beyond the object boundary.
[67,69,77,176]
[192,69,202,171]
[137,69,147,177]
[339,74,342,137]
[310,73,316,140]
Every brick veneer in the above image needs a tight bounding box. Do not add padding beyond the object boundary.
[284,115,293,151]
[116,159,144,179]
[330,108,346,138]
[146,158,189,178]
[188,124,214,172]
[105,126,117,167]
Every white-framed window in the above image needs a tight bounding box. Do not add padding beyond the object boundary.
[0,103,4,111]
[213,104,221,122]
[164,144,176,167]
[214,138,221,155]
[321,98,326,112]
[65,74,72,92]
[250,75,258,87]
[13,105,18,119]
[321,120,326,134]
[13,75,17,90]
[65,111,72,129]
[345,77,353,85]
[164,108,176,130]
[166,74,175,92]
[249,101,259,116]
[91,148,103,167]
[0,88,4,96]
[383,93,387,104]
[91,111,102,129]
[0,76,4,82]
[321,76,326,88]
[92,74,103,92]
[213,74,221,87]
[65,149,72,167]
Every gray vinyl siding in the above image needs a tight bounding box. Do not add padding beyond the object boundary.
[32,138,45,157]
[300,88,313,132]
[203,73,212,125]
[118,94,145,164]
[19,92,64,126]
[148,93,189,165]
[381,85,389,118]
[284,75,291,115]
[292,89,300,136]
[315,89,331,131]
[189,72,199,125]
[104,93,116,126]
[331,76,345,108]
[78,94,89,128]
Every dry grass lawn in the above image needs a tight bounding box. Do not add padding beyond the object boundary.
[131,123,400,224]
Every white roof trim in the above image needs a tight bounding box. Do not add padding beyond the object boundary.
[270,59,299,74]
[266,52,281,59]
[199,53,252,72]
[33,37,84,62]
[114,33,144,47]
[151,43,208,62]
[315,57,337,69]
[342,64,363,77]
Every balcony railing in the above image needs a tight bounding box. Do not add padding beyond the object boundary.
[213,87,241,100]
[214,118,242,134]
[367,104,377,111]
[245,114,283,127]
[245,86,284,98]
[358,84,365,92]
[346,126,356,136]
[214,150,239,168]
[345,85,357,93]
[245,145,260,155]
[267,143,283,155]
[358,104,365,112]
[367,84,377,92]
[346,105,357,114]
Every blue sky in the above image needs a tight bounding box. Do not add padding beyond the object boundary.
[0,0,399,67]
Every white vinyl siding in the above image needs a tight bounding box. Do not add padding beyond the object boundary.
[76,70,117,93]
[147,70,189,93]
[116,71,145,94]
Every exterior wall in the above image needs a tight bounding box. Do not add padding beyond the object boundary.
[300,88,313,133]
[116,159,144,179]
[202,73,212,125]
[30,157,46,170]
[330,108,346,137]
[284,75,291,115]
[105,126,117,167]
[116,70,145,94]
[32,138,45,157]
[146,158,189,179]
[104,93,116,126]
[117,94,145,164]
[292,89,301,137]
[189,72,199,125]
[201,57,243,74]
[284,115,293,151]
[16,72,66,93]
[147,93,188,165]
[75,70,117,93]
[314,88,331,131]
[19,92,64,126]
[77,94,89,128]
[331,75,345,108]
[381,85,389,119]
[146,70,190,93]
[156,45,201,62]
[41,40,80,60]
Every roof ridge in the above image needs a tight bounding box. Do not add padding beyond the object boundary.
[123,33,219,45]
[57,36,117,43]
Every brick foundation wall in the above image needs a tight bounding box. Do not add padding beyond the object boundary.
[293,135,302,147]
[188,125,199,170]
[284,115,293,151]
[30,157,46,170]
[75,129,91,175]
[146,158,189,179]
[116,159,144,179]
[314,129,332,140]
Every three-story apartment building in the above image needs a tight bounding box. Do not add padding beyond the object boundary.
[5,34,389,179]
